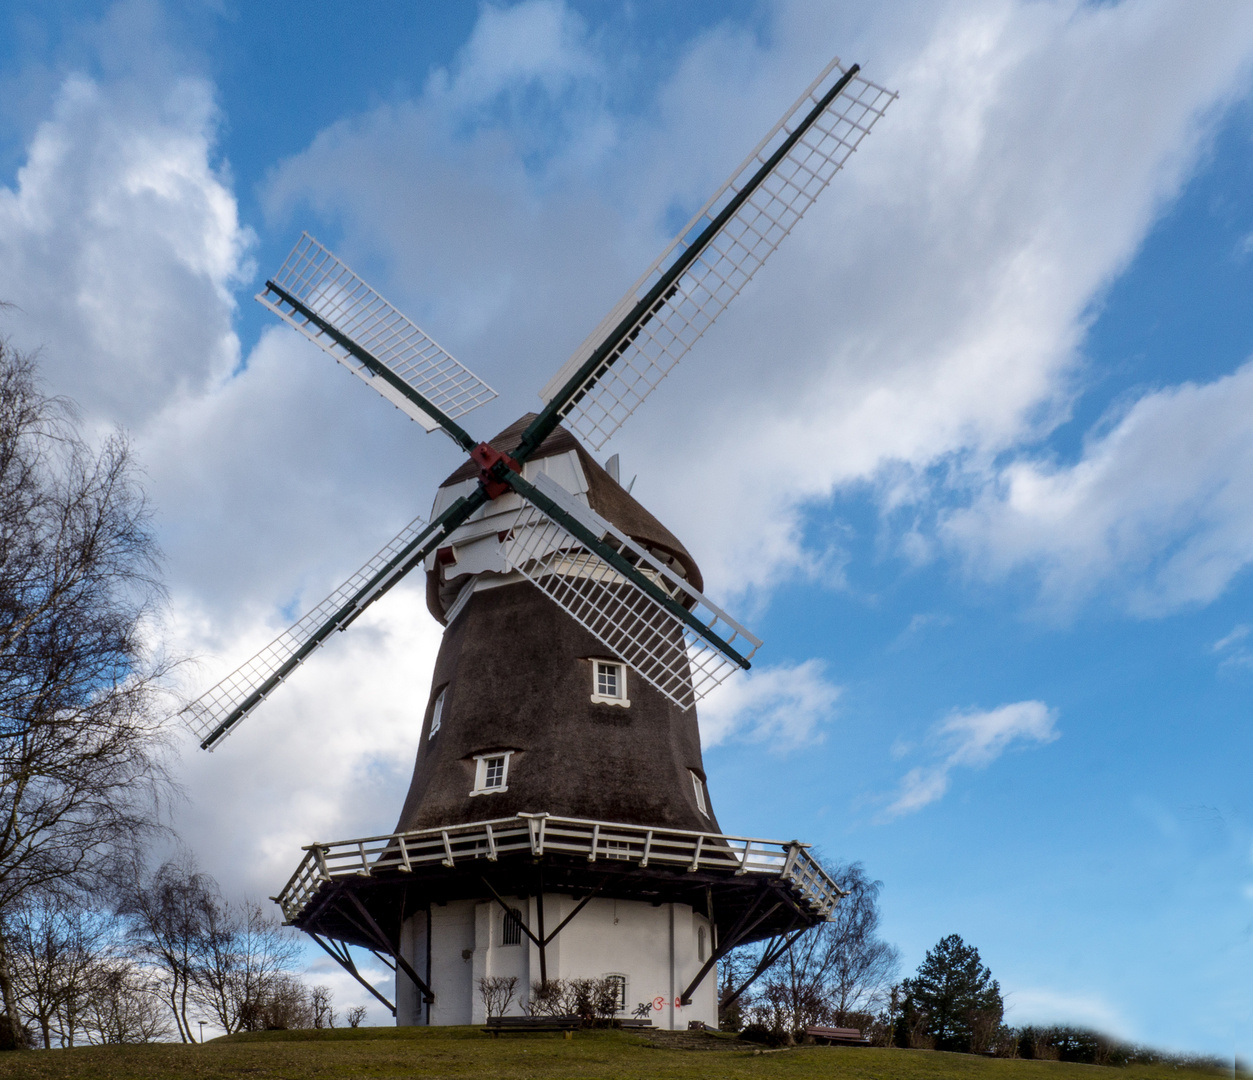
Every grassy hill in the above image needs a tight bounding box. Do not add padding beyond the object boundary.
[0,1026,1229,1080]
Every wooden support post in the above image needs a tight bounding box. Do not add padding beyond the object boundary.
[535,879,547,986]
[308,932,396,1016]
[341,892,435,1003]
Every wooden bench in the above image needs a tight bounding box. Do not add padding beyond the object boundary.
[618,1018,654,1029]
[483,1015,582,1037]
[805,1025,871,1046]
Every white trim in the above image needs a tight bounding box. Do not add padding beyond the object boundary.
[690,771,709,817]
[470,751,513,796]
[429,688,446,739]
[591,660,630,707]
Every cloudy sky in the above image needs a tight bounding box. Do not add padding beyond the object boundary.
[2,0,1252,1054]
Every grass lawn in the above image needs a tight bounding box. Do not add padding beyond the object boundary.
[0,1027,1228,1080]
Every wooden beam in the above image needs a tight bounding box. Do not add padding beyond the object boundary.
[309,932,396,1016]
[341,892,435,1003]
[719,923,812,1013]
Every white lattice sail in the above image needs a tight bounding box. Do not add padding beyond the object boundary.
[181,513,432,748]
[501,473,760,710]
[258,234,497,431]
[540,58,896,449]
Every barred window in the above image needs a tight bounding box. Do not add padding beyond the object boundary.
[502,907,524,947]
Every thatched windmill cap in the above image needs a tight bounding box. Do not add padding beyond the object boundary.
[428,413,704,624]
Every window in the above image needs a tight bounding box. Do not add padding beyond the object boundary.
[502,907,524,946]
[691,771,709,817]
[591,660,630,706]
[604,974,627,1013]
[471,751,513,796]
[428,688,446,739]
[698,925,707,962]
[597,662,619,698]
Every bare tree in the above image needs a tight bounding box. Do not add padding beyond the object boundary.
[5,894,111,1048]
[118,860,215,1043]
[195,899,300,1035]
[80,957,168,1045]
[725,862,899,1036]
[310,984,335,1029]
[237,973,311,1031]
[345,1004,367,1028]
[478,975,519,1020]
[823,865,900,1024]
[0,341,174,1046]
[6,893,166,1047]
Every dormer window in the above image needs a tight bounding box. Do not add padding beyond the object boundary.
[429,687,446,739]
[471,751,513,796]
[591,660,630,707]
[691,770,709,817]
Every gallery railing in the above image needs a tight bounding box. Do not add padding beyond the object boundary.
[274,812,845,924]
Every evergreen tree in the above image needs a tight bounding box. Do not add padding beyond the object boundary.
[898,934,1002,1052]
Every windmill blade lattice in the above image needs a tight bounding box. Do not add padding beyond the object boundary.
[539,58,895,450]
[257,234,496,433]
[501,472,760,710]
[182,508,464,750]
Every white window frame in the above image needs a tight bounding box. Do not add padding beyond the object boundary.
[591,660,630,707]
[428,687,446,740]
[470,751,513,796]
[690,770,709,817]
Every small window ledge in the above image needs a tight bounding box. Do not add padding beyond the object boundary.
[590,693,631,708]
[469,785,509,797]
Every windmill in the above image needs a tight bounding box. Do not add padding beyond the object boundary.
[184,55,894,1028]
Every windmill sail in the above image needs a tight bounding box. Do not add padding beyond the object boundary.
[257,234,495,437]
[536,57,895,451]
[182,496,483,750]
[500,472,760,710]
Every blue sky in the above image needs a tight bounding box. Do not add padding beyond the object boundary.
[1,0,1252,1056]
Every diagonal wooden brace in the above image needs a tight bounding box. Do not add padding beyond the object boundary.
[309,931,397,1016]
[342,891,435,1003]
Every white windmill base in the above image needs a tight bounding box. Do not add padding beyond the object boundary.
[398,894,717,1029]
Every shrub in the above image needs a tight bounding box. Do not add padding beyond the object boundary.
[739,1022,787,1047]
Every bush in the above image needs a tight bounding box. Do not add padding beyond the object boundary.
[738,1022,787,1047]
[525,978,620,1025]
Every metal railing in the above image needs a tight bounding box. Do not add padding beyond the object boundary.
[273,812,846,924]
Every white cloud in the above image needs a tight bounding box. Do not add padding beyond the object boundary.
[0,71,252,427]
[425,0,597,113]
[614,0,1253,601]
[944,362,1253,613]
[883,700,1058,818]
[1005,986,1130,1036]
[698,659,842,750]
[172,585,442,898]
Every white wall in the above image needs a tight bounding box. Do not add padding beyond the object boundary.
[399,894,716,1030]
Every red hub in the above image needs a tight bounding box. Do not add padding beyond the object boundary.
[470,442,521,499]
